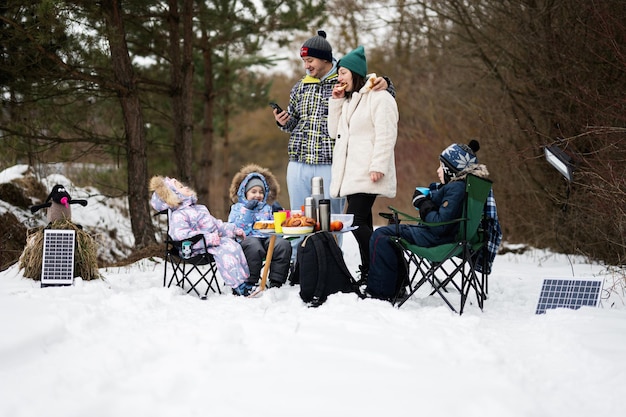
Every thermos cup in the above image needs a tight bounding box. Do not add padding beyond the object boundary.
[311,177,324,222]
[311,176,324,201]
[304,196,317,221]
[318,199,331,231]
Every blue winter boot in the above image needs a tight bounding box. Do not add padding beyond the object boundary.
[233,282,255,296]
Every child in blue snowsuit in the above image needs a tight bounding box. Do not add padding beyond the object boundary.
[366,141,502,300]
[228,164,292,288]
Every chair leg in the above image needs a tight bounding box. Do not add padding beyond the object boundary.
[201,262,221,297]
[459,249,487,314]
[183,263,222,298]
[391,239,485,314]
[166,256,185,288]
[427,268,458,313]
[163,251,168,287]
[163,254,221,299]
[430,259,463,296]
[394,256,457,312]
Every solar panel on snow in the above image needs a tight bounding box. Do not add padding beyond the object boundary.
[535,278,602,314]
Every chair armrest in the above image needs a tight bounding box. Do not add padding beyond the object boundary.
[187,234,205,245]
[166,234,211,259]
[378,212,396,222]
[167,233,205,246]
[154,209,168,217]
[388,206,466,228]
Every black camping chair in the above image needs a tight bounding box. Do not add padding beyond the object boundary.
[155,210,221,299]
[381,174,492,314]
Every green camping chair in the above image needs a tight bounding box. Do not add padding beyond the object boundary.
[385,174,492,314]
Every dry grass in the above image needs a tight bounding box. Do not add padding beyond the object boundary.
[19,220,101,281]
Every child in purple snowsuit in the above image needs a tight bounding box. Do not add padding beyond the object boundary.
[149,175,254,296]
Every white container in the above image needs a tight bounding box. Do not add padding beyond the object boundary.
[331,214,354,229]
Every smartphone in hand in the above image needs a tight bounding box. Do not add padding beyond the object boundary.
[269,102,283,113]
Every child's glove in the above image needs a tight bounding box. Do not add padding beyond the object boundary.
[206,233,221,246]
[245,199,260,210]
[418,200,436,220]
[412,189,427,209]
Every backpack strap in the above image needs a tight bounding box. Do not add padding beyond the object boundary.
[319,231,365,299]
[310,233,330,306]
[321,232,354,282]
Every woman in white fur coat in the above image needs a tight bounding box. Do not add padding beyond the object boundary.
[328,45,399,282]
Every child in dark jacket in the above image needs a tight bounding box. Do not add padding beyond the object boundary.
[366,140,502,300]
[149,175,254,296]
[228,164,292,288]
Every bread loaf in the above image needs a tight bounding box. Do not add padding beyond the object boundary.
[253,221,274,230]
[282,215,316,228]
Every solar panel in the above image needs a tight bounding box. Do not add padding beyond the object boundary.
[41,229,76,287]
[535,278,603,314]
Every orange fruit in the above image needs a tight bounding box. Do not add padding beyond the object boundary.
[330,220,343,231]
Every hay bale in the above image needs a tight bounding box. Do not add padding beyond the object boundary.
[19,220,101,281]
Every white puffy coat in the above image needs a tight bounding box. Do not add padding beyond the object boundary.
[328,78,399,198]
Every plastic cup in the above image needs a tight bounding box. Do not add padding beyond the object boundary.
[416,186,430,196]
[273,211,287,233]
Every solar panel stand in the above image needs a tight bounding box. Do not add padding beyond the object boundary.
[41,229,76,287]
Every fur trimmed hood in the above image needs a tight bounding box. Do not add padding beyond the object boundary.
[149,175,197,211]
[229,164,280,204]
[450,163,489,182]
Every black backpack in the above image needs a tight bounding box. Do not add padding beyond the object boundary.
[291,231,362,307]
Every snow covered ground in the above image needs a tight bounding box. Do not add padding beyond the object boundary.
[1,165,625,417]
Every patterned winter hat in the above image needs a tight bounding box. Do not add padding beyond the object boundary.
[338,45,367,78]
[440,140,480,177]
[245,176,265,194]
[300,30,333,62]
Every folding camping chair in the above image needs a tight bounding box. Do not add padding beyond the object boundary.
[155,210,221,299]
[384,174,492,314]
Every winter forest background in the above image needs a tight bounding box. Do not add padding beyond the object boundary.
[1,0,625,272]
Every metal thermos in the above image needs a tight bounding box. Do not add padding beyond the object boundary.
[311,176,324,222]
[318,199,331,231]
[311,176,324,194]
[304,196,317,220]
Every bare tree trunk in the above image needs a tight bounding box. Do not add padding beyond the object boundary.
[197,24,214,207]
[167,0,193,183]
[100,0,156,248]
[181,0,194,182]
[220,54,231,218]
[221,98,230,217]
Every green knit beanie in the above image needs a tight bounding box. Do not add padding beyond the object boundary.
[338,46,367,78]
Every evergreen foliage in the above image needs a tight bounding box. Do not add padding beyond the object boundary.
[1,0,624,264]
